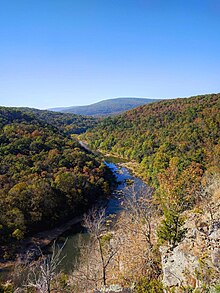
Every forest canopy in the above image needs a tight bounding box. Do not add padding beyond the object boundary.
[0,107,111,256]
[83,93,220,188]
[17,107,99,134]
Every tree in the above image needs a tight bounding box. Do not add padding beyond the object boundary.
[71,208,120,292]
[122,185,154,248]
[25,240,66,293]
[157,209,186,247]
[116,186,161,285]
[156,158,203,247]
[83,208,120,287]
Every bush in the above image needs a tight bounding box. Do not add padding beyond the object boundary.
[0,282,13,293]
[134,278,163,293]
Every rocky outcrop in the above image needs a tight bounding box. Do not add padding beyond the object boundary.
[160,187,220,290]
[160,245,199,288]
[94,285,132,292]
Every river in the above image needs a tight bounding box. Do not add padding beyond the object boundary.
[51,158,148,273]
[0,144,148,284]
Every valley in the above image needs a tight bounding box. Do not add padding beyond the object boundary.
[0,94,219,292]
[2,1,220,291]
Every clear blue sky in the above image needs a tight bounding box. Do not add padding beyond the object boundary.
[0,0,219,109]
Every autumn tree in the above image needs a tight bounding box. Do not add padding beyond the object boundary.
[156,158,203,247]
[112,186,161,287]
[71,208,120,292]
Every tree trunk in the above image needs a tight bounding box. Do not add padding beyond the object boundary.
[98,237,106,286]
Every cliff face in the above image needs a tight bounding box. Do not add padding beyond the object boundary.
[160,182,220,290]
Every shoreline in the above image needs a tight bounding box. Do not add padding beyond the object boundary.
[0,141,107,271]
[103,152,149,184]
[0,145,146,272]
[0,216,82,270]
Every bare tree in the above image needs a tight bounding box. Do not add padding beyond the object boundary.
[122,185,155,248]
[114,185,161,284]
[84,207,121,287]
[71,207,121,292]
[25,240,67,293]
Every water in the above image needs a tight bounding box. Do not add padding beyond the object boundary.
[104,161,146,215]
[0,144,148,283]
[54,160,147,274]
[0,160,148,284]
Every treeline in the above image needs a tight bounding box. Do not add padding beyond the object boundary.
[18,107,98,134]
[84,93,220,188]
[0,107,111,258]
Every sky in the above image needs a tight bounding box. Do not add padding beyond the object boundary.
[0,0,220,109]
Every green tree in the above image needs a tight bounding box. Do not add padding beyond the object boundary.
[157,209,186,247]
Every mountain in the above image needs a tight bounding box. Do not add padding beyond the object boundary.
[83,93,220,186]
[49,97,160,116]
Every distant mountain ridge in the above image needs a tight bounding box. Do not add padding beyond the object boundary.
[49,97,160,116]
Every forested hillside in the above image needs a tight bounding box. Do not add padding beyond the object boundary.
[50,97,159,116]
[84,94,220,188]
[82,94,220,291]
[0,107,111,257]
[1,95,219,291]
[19,107,98,134]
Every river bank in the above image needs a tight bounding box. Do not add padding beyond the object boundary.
[1,159,150,293]
[0,142,148,280]
[55,160,149,274]
[80,140,148,183]
[79,139,149,185]
[0,216,82,271]
[103,152,149,184]
[0,163,119,272]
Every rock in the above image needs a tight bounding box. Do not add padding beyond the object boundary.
[160,195,220,289]
[161,245,199,287]
[94,285,132,293]
[211,248,220,270]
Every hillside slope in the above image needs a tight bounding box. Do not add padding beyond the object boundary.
[18,107,98,134]
[83,93,220,290]
[84,93,220,186]
[50,97,160,116]
[0,107,111,257]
